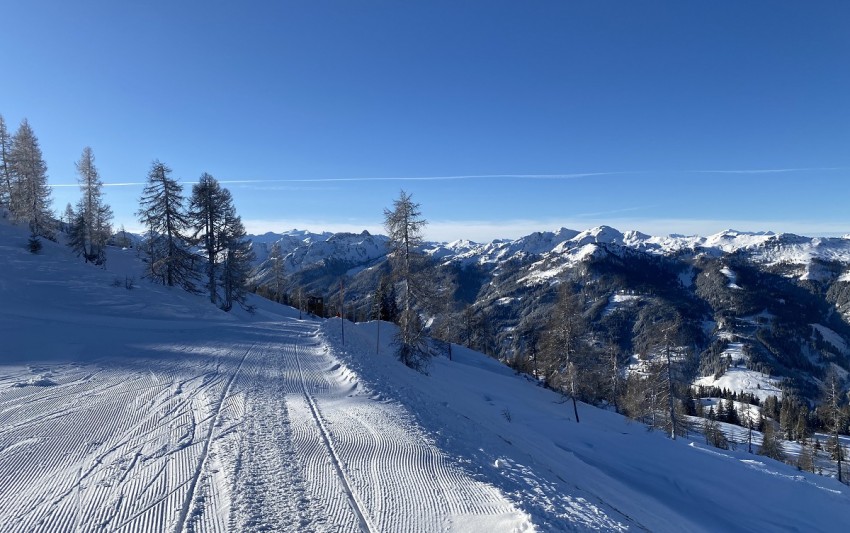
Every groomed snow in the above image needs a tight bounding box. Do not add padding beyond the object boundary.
[1,218,849,532]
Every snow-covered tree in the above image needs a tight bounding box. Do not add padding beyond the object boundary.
[9,119,53,239]
[383,190,430,370]
[137,160,197,290]
[69,147,112,265]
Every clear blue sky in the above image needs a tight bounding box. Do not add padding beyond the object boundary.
[2,1,849,242]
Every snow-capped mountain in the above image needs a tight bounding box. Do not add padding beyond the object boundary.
[4,215,849,532]
[249,224,850,409]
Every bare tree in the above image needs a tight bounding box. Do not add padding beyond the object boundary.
[822,370,846,483]
[383,190,430,370]
[0,114,12,208]
[633,302,690,439]
[9,119,53,239]
[137,160,197,290]
[541,283,587,423]
[268,241,286,303]
[69,147,112,265]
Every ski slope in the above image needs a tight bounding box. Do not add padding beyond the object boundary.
[2,217,850,532]
[0,222,529,532]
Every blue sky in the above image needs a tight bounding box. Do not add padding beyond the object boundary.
[2,1,849,242]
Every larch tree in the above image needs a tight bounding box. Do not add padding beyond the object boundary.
[0,114,12,209]
[137,160,197,290]
[188,173,230,305]
[218,204,254,312]
[9,119,53,239]
[69,147,112,265]
[383,190,430,370]
[822,370,846,483]
[631,301,691,439]
[541,283,588,423]
[267,241,286,303]
[187,173,254,311]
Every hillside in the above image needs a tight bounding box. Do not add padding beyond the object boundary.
[1,219,850,531]
[250,226,850,408]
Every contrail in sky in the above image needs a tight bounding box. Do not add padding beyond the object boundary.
[47,167,844,188]
[47,172,619,188]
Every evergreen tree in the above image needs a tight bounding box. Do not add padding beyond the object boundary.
[137,160,197,290]
[71,147,112,265]
[383,190,430,370]
[9,119,53,239]
[725,397,739,426]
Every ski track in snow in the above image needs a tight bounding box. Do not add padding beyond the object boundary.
[0,320,527,532]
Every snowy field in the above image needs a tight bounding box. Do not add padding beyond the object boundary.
[1,219,850,532]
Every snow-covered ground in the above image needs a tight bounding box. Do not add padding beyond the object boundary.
[693,335,784,402]
[2,218,850,532]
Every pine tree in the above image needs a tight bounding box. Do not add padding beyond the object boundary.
[71,147,112,265]
[383,190,430,371]
[9,119,53,239]
[137,160,197,290]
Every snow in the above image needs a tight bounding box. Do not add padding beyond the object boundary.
[719,266,743,290]
[812,323,850,355]
[2,217,849,532]
[694,341,783,402]
[601,293,641,316]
